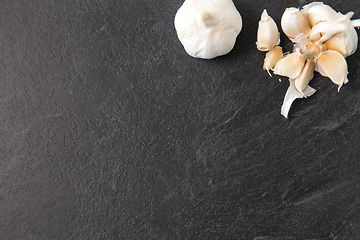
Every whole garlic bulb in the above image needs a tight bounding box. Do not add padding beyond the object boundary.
[174,0,242,59]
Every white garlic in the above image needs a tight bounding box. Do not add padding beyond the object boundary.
[263,46,283,76]
[281,8,311,40]
[257,9,280,51]
[174,0,242,59]
[315,50,349,91]
[295,59,315,94]
[257,2,360,118]
[303,2,357,28]
[303,2,341,27]
[281,79,316,118]
[308,21,331,41]
[273,49,306,78]
[303,2,358,56]
[323,31,357,57]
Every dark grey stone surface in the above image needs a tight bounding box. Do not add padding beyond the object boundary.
[1,0,360,239]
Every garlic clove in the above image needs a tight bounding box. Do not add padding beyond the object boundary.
[295,60,315,94]
[281,7,311,40]
[174,0,242,59]
[281,78,316,118]
[315,50,349,91]
[324,33,347,55]
[303,2,340,27]
[263,46,283,76]
[273,49,306,78]
[323,27,358,57]
[257,9,280,51]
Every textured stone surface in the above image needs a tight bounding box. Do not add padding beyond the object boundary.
[1,0,360,239]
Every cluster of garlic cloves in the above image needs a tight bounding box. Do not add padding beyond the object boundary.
[257,2,360,118]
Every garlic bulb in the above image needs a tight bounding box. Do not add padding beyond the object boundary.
[256,2,360,118]
[174,0,242,59]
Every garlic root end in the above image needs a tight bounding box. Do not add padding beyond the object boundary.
[202,12,218,27]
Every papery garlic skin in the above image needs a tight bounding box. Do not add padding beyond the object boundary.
[263,46,283,76]
[281,8,311,40]
[174,0,242,59]
[273,50,306,78]
[315,50,349,91]
[281,79,316,118]
[257,9,280,51]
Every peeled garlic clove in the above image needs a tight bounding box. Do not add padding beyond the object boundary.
[174,0,242,59]
[263,46,283,76]
[295,60,315,93]
[281,7,311,40]
[273,49,306,78]
[281,78,316,118]
[257,9,280,51]
[303,2,340,27]
[315,50,349,91]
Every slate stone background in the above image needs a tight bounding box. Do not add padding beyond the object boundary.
[1,0,360,239]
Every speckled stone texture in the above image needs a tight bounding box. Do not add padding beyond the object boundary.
[1,0,360,239]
